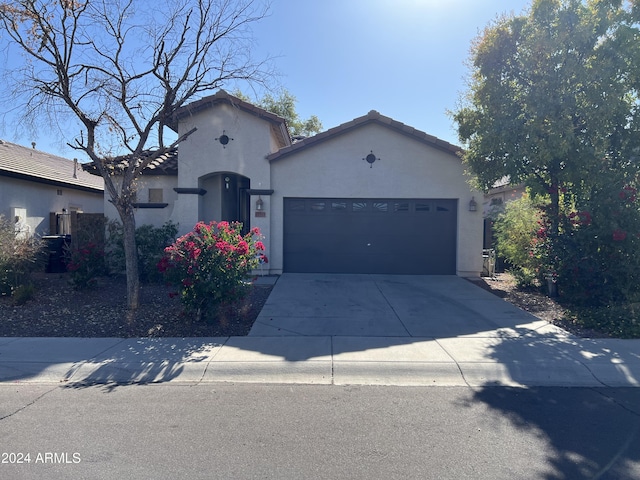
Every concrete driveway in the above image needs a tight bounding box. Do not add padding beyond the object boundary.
[1,274,638,387]
[249,273,557,337]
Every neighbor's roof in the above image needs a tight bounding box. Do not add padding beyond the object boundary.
[82,148,179,177]
[170,90,292,149]
[267,110,463,162]
[0,139,104,192]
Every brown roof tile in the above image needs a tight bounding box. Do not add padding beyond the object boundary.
[82,147,179,176]
[0,140,104,192]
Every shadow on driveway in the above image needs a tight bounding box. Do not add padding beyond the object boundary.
[1,274,639,389]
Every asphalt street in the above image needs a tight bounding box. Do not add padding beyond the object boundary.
[1,384,639,480]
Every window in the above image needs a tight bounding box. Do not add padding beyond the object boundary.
[394,202,409,212]
[373,202,388,212]
[352,202,368,212]
[310,201,326,211]
[289,200,305,211]
[331,201,347,211]
[416,203,431,212]
[148,188,163,203]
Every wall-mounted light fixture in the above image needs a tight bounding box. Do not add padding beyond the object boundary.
[469,197,478,212]
[224,176,230,190]
[362,150,380,168]
[256,196,264,211]
[215,130,234,148]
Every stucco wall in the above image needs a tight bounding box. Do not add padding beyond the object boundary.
[102,175,177,228]
[171,102,275,261]
[483,184,526,217]
[270,123,484,276]
[0,176,103,236]
[174,103,273,187]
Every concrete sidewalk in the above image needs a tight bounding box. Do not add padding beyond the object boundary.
[1,273,639,388]
[0,334,639,387]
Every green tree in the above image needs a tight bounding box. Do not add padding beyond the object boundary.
[453,0,640,239]
[234,89,323,137]
[0,0,272,312]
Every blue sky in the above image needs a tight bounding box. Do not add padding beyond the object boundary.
[3,0,533,159]
[241,0,531,145]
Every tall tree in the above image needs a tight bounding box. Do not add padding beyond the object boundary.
[453,0,640,236]
[235,89,323,137]
[0,0,272,311]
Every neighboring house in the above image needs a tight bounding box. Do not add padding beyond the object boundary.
[0,140,104,236]
[482,179,526,249]
[87,90,483,276]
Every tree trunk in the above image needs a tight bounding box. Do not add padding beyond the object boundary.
[548,170,561,237]
[547,170,562,276]
[120,208,140,312]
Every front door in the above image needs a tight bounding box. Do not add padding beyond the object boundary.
[199,173,251,234]
[220,174,250,234]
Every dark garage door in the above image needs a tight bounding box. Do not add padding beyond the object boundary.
[283,198,457,274]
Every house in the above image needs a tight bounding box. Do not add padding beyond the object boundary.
[0,140,104,236]
[482,179,526,249]
[90,90,483,276]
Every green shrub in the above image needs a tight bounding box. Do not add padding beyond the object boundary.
[158,221,264,321]
[106,221,178,283]
[567,304,640,339]
[0,215,44,297]
[493,193,545,288]
[11,284,36,306]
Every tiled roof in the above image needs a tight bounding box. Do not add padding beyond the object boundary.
[170,90,292,149]
[267,110,463,162]
[0,140,104,192]
[82,148,178,176]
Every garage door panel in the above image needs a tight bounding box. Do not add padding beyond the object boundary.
[284,198,457,274]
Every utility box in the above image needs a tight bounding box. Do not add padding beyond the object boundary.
[43,235,71,273]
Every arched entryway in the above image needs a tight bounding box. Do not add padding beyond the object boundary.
[199,172,251,233]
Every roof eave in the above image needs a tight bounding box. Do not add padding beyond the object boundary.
[0,169,104,193]
[267,112,463,162]
[170,90,292,145]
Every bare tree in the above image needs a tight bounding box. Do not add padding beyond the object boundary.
[0,0,272,311]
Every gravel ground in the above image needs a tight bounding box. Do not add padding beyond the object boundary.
[470,273,610,338]
[0,272,272,338]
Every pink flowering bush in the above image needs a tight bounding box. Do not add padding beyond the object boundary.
[158,221,264,320]
[494,176,640,309]
[556,178,640,306]
[494,174,640,336]
[66,242,107,289]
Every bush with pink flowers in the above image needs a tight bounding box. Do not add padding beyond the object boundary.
[158,221,264,320]
[66,242,107,289]
[555,176,640,307]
